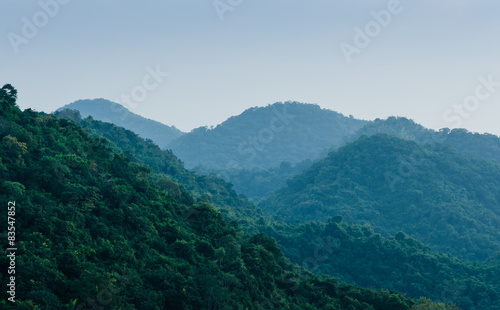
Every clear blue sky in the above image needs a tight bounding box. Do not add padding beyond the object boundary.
[1,0,500,134]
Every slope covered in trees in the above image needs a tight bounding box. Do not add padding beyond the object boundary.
[264,219,500,310]
[168,102,366,169]
[1,85,454,309]
[218,117,500,202]
[54,108,263,231]
[345,117,500,163]
[260,134,500,261]
[55,105,500,309]
[57,99,184,148]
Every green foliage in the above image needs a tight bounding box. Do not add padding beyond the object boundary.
[54,108,262,232]
[0,85,442,309]
[260,134,500,261]
[53,94,498,309]
[264,219,499,310]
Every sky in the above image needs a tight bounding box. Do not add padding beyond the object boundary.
[1,0,500,134]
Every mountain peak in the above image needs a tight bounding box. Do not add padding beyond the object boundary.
[168,102,367,169]
[56,99,183,148]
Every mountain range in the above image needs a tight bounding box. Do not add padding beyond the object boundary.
[1,84,463,309]
[22,92,500,309]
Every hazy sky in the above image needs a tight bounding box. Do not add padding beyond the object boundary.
[1,0,500,134]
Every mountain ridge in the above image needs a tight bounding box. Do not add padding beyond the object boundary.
[167,101,367,169]
[260,134,500,261]
[57,98,184,148]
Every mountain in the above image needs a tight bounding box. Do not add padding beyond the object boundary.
[260,134,500,261]
[345,116,500,163]
[199,117,500,203]
[1,85,452,309]
[264,220,500,310]
[167,102,367,169]
[57,99,183,148]
[54,103,500,309]
[54,108,263,232]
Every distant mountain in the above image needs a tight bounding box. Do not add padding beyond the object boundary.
[345,116,500,163]
[260,134,500,260]
[56,99,183,148]
[167,102,367,169]
[211,117,500,203]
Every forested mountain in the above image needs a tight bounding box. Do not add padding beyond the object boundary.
[260,134,500,261]
[174,116,500,202]
[264,220,500,310]
[53,104,500,309]
[345,117,500,163]
[54,108,263,232]
[167,102,366,169]
[57,99,183,148]
[2,85,456,309]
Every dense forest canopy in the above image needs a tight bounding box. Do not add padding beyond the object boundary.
[1,85,461,309]
[54,108,263,233]
[55,106,500,309]
[52,94,500,309]
[263,220,500,310]
[260,134,500,261]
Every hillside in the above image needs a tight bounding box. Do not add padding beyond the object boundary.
[264,219,500,310]
[260,134,500,261]
[57,99,183,148]
[345,117,500,163]
[167,102,366,169]
[53,104,500,309]
[212,117,500,202]
[0,85,453,309]
[54,108,263,231]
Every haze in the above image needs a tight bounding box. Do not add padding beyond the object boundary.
[1,0,500,134]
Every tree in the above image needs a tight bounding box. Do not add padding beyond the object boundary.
[0,84,18,115]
